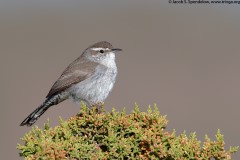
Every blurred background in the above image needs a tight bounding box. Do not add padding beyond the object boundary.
[0,0,240,159]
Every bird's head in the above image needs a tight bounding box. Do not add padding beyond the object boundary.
[83,41,122,63]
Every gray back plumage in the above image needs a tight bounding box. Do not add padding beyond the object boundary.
[46,57,98,98]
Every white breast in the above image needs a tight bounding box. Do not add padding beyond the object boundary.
[69,53,117,106]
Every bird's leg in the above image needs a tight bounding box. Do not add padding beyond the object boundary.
[93,102,104,114]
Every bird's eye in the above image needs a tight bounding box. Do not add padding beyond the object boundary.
[99,50,104,53]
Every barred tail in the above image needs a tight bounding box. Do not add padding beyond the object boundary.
[20,93,67,126]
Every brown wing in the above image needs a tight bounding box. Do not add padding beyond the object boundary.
[46,57,98,98]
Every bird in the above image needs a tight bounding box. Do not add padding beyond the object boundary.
[20,41,122,126]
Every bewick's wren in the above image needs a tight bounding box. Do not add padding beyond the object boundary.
[20,41,122,126]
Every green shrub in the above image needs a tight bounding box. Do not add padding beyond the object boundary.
[17,104,238,159]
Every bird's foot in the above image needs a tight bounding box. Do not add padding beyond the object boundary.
[91,102,104,114]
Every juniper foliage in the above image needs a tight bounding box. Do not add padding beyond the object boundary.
[17,104,238,160]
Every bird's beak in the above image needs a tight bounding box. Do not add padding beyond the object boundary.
[111,48,122,52]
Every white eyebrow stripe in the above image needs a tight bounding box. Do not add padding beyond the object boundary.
[91,48,110,51]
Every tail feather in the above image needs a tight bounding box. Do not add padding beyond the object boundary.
[20,104,51,126]
[20,93,67,126]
